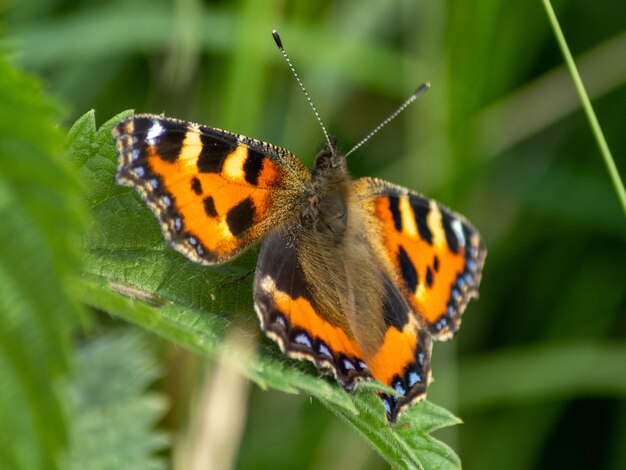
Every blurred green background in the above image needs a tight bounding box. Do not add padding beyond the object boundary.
[1,0,625,469]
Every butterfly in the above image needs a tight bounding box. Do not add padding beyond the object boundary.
[112,34,486,423]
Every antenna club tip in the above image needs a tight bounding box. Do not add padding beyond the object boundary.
[412,82,431,97]
[272,30,283,49]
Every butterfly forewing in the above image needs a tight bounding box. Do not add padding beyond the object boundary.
[356,177,486,341]
[113,115,310,264]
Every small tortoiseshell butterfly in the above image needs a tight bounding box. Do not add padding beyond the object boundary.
[113,32,486,423]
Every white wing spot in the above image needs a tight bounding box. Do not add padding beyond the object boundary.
[146,121,164,144]
[408,371,421,387]
[260,275,275,293]
[295,333,312,348]
[451,219,466,247]
[318,343,333,358]
[275,315,287,329]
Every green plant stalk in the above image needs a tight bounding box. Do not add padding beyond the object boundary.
[541,0,626,216]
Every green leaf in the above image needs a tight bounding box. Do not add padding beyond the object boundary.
[0,56,83,469]
[62,329,169,470]
[325,392,461,469]
[69,109,462,469]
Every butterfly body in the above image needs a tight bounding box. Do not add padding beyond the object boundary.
[114,114,486,422]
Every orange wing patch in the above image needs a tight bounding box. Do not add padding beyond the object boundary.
[367,324,418,385]
[372,326,432,422]
[272,291,364,361]
[114,114,310,265]
[256,275,370,387]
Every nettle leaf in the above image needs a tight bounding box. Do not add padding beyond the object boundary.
[69,110,461,469]
[62,328,169,470]
[0,56,83,469]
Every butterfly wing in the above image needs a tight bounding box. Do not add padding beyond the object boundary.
[364,274,434,422]
[253,230,372,390]
[113,115,310,264]
[356,177,486,341]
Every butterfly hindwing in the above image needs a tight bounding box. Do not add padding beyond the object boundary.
[356,177,486,341]
[253,230,372,389]
[114,114,310,264]
[368,275,433,422]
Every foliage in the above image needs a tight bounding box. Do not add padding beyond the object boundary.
[63,329,169,470]
[0,56,170,470]
[0,54,81,470]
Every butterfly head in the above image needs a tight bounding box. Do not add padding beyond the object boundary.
[302,136,350,236]
[312,135,345,176]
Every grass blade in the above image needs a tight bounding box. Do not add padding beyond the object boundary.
[541,0,626,216]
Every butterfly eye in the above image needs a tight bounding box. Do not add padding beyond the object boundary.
[313,150,332,170]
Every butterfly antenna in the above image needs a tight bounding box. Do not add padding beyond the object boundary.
[344,82,430,158]
[272,30,334,153]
